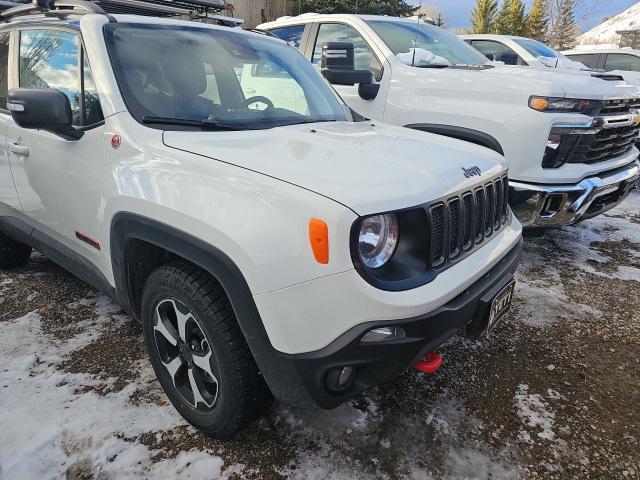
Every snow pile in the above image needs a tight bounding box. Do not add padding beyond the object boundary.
[537,55,587,70]
[575,2,640,49]
[514,384,556,441]
[0,309,229,479]
[397,48,452,67]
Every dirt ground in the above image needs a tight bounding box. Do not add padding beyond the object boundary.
[1,192,639,480]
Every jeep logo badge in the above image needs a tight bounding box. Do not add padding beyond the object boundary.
[462,166,482,178]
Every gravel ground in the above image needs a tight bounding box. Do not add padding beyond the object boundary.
[1,192,639,480]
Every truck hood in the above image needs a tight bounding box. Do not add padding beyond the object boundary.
[484,65,640,99]
[163,121,506,215]
[399,63,639,101]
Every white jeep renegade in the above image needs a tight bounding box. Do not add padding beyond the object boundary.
[258,14,640,228]
[0,1,521,437]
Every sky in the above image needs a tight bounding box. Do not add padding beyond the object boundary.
[417,0,639,32]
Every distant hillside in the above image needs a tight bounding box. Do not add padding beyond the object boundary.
[576,2,640,48]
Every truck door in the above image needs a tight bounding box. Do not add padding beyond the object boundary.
[309,22,388,120]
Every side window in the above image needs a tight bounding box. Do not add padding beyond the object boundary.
[269,25,305,49]
[604,53,640,72]
[564,53,598,69]
[0,32,8,110]
[19,29,103,126]
[470,40,527,66]
[313,23,383,81]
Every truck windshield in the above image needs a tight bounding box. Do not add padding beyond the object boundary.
[103,23,349,130]
[367,20,488,66]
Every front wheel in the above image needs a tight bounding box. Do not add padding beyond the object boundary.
[141,263,273,438]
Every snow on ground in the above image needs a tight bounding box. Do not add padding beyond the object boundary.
[0,191,639,479]
[0,299,229,480]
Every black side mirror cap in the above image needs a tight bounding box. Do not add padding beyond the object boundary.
[322,68,373,86]
[358,83,380,100]
[7,88,84,140]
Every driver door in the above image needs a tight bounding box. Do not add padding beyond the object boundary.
[6,28,105,262]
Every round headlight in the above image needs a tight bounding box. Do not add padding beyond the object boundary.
[358,214,399,268]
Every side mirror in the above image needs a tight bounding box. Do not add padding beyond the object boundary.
[7,88,84,140]
[321,42,380,100]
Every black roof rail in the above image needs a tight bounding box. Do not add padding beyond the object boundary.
[1,0,106,21]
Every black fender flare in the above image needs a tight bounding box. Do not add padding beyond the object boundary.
[405,123,504,156]
[109,212,307,405]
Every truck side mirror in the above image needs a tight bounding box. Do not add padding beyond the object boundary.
[7,88,84,140]
[321,42,380,100]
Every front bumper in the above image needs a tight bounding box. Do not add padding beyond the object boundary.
[262,239,522,409]
[510,160,640,228]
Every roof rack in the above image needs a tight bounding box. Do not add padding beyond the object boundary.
[1,0,106,20]
[0,0,228,20]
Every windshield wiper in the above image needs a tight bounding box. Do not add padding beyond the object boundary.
[142,116,244,131]
[415,64,450,68]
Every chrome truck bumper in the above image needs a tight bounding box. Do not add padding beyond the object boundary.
[509,160,640,228]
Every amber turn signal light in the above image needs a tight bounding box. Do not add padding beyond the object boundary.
[309,219,329,264]
[529,96,549,111]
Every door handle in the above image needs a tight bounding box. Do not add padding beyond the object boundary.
[7,143,29,157]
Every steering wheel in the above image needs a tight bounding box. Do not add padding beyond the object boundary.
[239,95,275,110]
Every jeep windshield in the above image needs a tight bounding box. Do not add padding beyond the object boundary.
[367,19,489,67]
[103,23,349,130]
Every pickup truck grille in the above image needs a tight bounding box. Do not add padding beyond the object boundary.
[569,124,640,164]
[598,97,640,115]
[428,175,509,270]
[559,97,640,165]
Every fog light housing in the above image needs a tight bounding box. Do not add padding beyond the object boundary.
[326,366,356,392]
[361,326,406,343]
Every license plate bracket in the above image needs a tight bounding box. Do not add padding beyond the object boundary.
[486,280,516,336]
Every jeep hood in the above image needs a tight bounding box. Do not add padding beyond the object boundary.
[163,121,506,215]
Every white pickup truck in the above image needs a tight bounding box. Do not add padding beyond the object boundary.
[0,1,522,437]
[258,14,640,227]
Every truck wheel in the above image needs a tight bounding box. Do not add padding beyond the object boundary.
[0,231,31,268]
[141,262,273,438]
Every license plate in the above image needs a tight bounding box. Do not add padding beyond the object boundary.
[487,280,516,335]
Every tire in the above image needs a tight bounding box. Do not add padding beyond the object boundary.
[0,231,31,268]
[141,262,273,438]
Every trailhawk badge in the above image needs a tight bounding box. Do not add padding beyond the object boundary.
[462,166,482,178]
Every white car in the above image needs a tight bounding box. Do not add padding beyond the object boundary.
[460,34,589,70]
[0,2,522,437]
[258,15,640,228]
[563,48,640,86]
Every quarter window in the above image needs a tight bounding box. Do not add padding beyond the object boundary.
[269,25,305,49]
[313,23,383,81]
[19,29,103,126]
[604,53,640,72]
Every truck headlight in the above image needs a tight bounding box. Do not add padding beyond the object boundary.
[529,96,598,114]
[358,213,399,268]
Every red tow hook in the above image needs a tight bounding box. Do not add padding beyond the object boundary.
[415,352,443,374]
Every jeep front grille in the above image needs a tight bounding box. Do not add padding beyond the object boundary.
[427,174,510,270]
